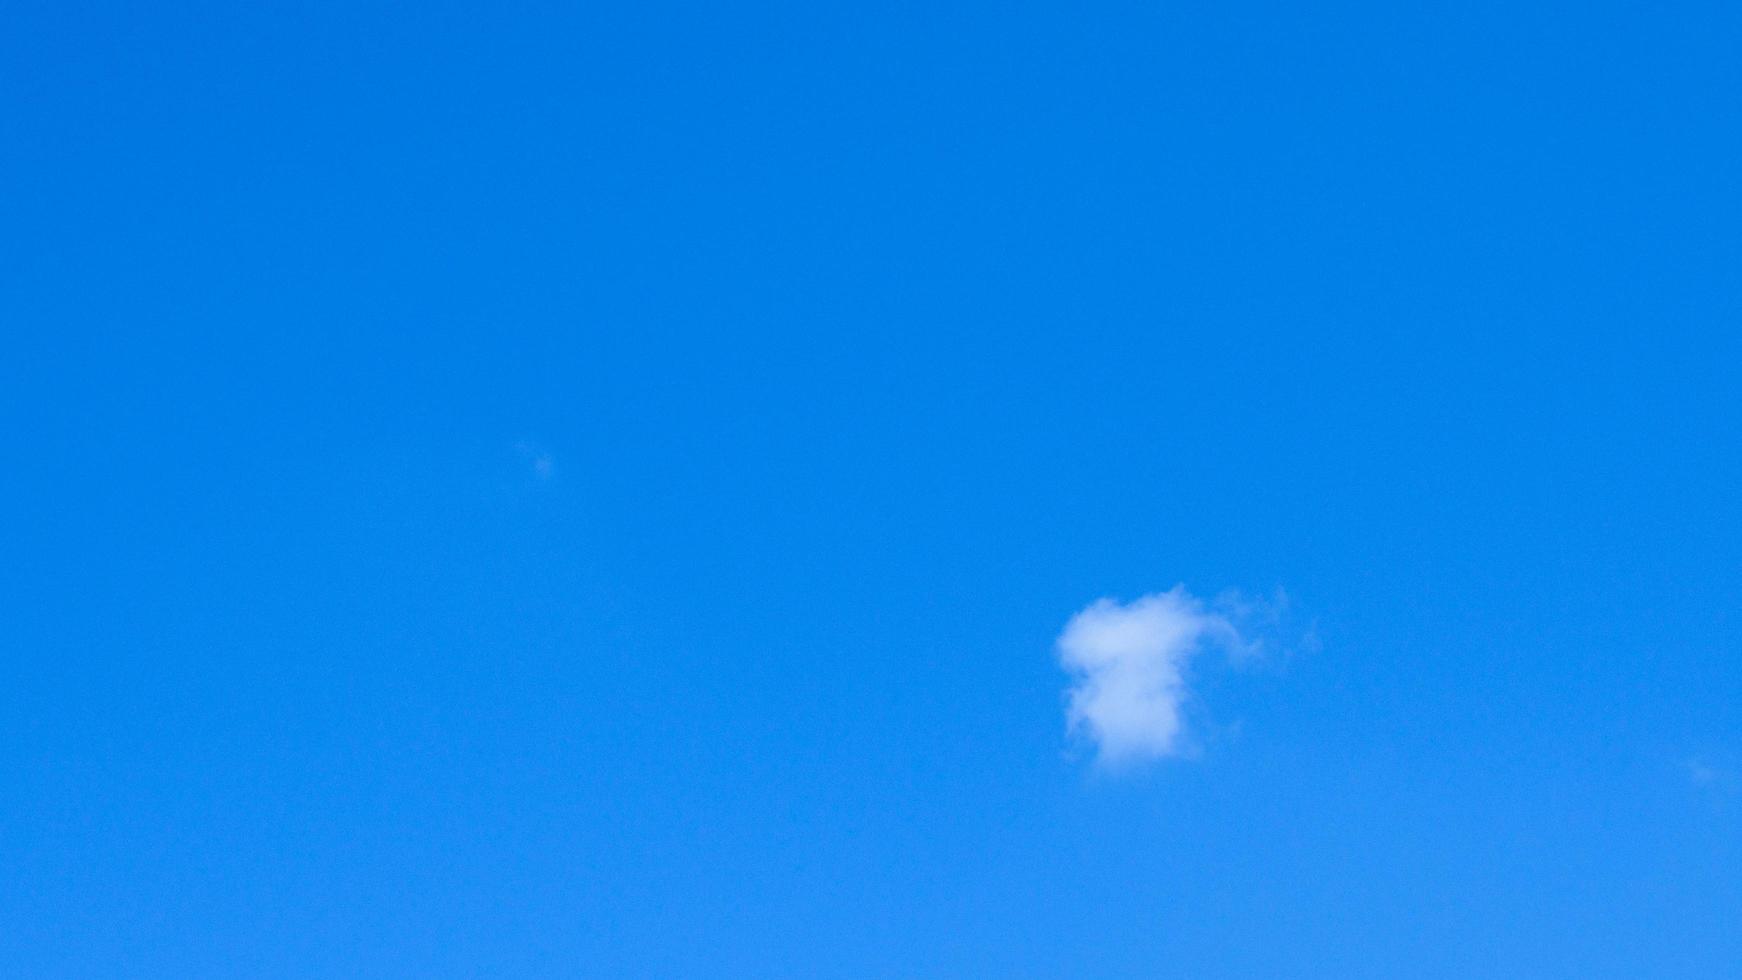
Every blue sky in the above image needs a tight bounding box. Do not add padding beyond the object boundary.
[4,1,1740,976]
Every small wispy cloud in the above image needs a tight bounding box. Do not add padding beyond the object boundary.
[1056,585,1299,771]
[514,440,555,480]
[1684,757,1735,794]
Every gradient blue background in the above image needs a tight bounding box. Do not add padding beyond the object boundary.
[5,1,1740,976]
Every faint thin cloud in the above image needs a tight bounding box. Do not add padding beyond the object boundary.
[515,440,555,480]
[1684,757,1734,793]
[1686,759,1720,785]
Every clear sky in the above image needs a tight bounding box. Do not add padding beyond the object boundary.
[5,1,1740,976]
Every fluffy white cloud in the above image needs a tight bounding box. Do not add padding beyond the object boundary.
[1056,586,1248,768]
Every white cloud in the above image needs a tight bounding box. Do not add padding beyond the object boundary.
[1056,586,1251,769]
